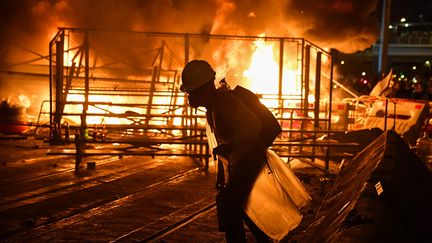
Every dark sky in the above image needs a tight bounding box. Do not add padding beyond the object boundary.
[391,0,432,22]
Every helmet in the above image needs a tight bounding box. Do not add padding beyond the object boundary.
[181,60,216,92]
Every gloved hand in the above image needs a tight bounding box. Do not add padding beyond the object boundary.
[213,143,232,160]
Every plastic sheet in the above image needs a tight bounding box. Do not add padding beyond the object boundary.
[207,123,311,240]
[244,149,311,241]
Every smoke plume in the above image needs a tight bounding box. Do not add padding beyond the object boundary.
[0,0,380,65]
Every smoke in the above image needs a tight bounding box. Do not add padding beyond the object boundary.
[0,0,219,65]
[0,0,379,65]
[210,0,380,53]
[284,0,380,53]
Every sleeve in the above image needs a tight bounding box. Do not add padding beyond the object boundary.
[212,93,262,164]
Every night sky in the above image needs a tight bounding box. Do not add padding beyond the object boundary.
[391,0,432,22]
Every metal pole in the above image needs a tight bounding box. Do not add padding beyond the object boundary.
[182,35,190,138]
[304,45,311,115]
[80,31,89,150]
[49,33,54,144]
[378,0,392,77]
[279,38,284,115]
[314,52,322,130]
[313,52,322,164]
[75,131,82,172]
[328,50,334,133]
[53,31,64,144]
[326,50,335,171]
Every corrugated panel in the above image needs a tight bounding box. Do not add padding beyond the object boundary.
[293,130,432,242]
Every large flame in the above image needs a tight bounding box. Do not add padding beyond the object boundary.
[244,39,301,95]
[243,41,279,95]
[243,38,303,108]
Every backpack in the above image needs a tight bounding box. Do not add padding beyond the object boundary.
[218,79,282,147]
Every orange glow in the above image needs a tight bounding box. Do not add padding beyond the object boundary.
[64,94,137,125]
[63,43,76,67]
[242,38,303,109]
[59,33,317,127]
[243,40,279,94]
[63,93,189,127]
[18,95,31,108]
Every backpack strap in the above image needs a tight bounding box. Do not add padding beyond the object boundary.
[208,82,236,190]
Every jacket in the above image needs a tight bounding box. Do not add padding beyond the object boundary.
[207,87,267,204]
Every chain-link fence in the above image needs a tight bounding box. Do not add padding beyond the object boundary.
[48,28,334,145]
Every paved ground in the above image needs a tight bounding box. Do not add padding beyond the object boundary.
[4,133,424,243]
[0,135,334,242]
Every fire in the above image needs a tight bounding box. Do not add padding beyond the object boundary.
[57,32,313,129]
[64,92,186,128]
[64,47,76,67]
[65,94,133,125]
[243,41,279,95]
[243,38,303,108]
[18,95,31,108]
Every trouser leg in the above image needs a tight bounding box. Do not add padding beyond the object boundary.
[217,194,247,243]
[218,148,268,242]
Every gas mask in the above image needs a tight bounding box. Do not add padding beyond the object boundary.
[187,92,205,108]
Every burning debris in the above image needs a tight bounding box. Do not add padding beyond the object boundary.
[0,97,29,134]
